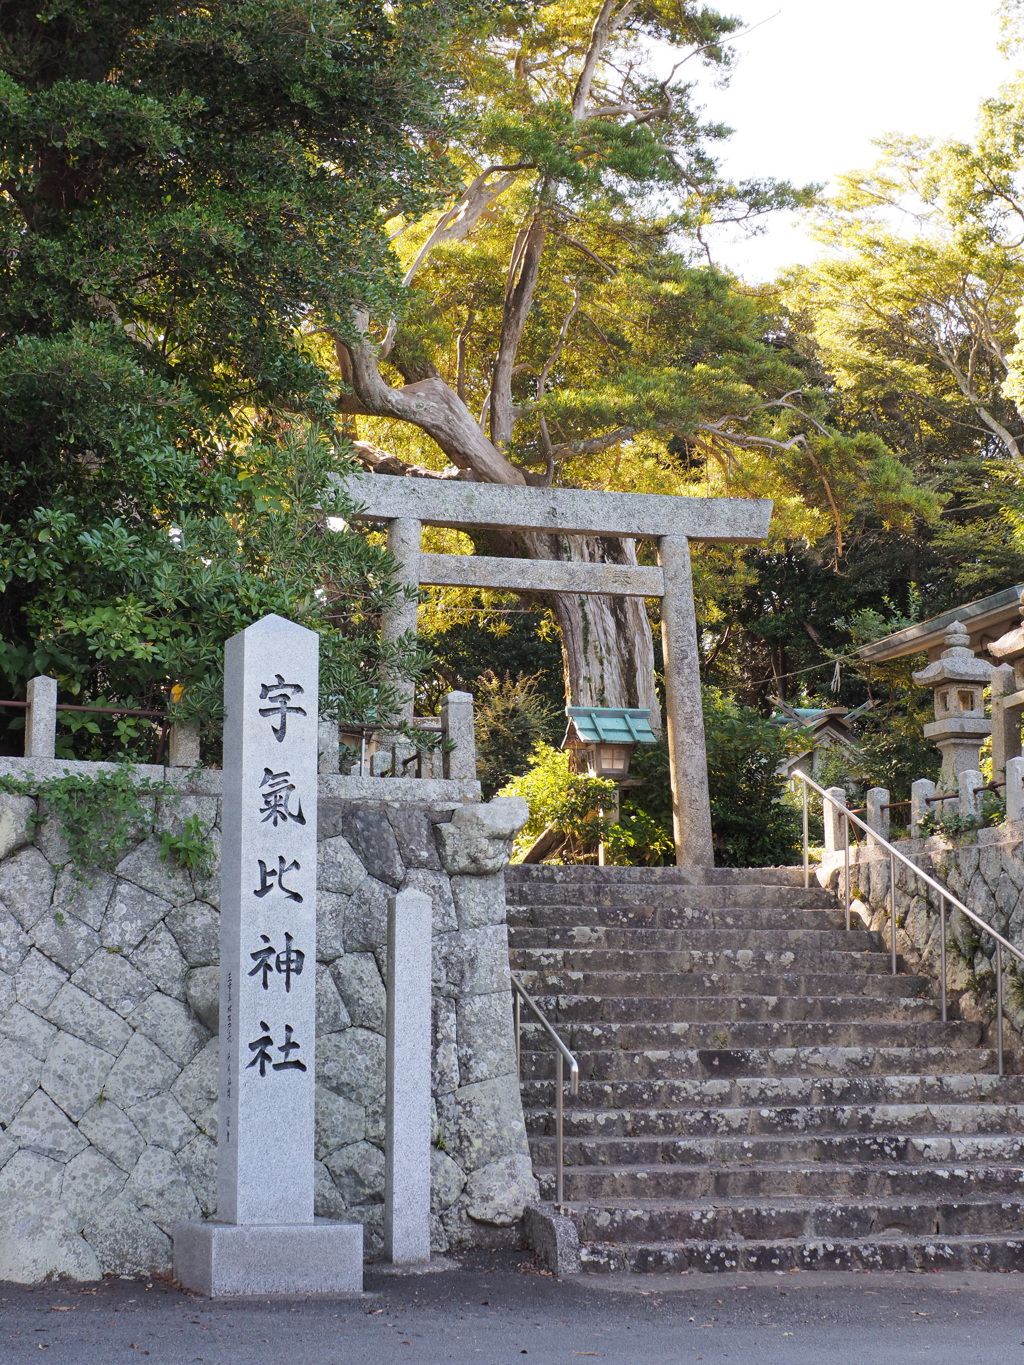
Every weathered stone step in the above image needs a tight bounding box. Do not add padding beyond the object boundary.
[519,1018,981,1051]
[510,925,874,951]
[523,993,939,1024]
[537,1142,1024,1198]
[576,1233,1024,1274]
[518,1044,998,1082]
[525,1098,1024,1139]
[528,1103,1024,1155]
[541,1161,1024,1201]
[507,885,837,909]
[506,866,809,888]
[508,904,851,930]
[521,1071,1024,1111]
[512,947,898,974]
[513,969,930,999]
[568,1195,1024,1242]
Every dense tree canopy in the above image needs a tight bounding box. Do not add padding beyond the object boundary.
[0,0,469,751]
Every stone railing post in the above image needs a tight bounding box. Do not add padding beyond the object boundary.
[911,778,936,834]
[866,787,890,842]
[822,786,847,852]
[384,888,432,1266]
[24,675,57,759]
[959,769,984,819]
[441,691,476,781]
[1007,756,1024,823]
[990,662,1021,782]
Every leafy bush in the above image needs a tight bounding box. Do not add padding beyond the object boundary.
[620,689,801,867]
[499,744,615,862]
[473,671,562,799]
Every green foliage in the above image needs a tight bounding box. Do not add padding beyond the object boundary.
[472,671,562,800]
[0,765,173,872]
[603,809,676,867]
[159,814,215,879]
[620,690,801,868]
[917,790,1006,840]
[500,743,615,862]
[0,0,468,749]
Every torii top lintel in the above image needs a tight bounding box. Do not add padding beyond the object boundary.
[339,473,772,545]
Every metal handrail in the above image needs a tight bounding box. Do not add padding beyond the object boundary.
[510,972,580,1207]
[792,769,1024,1075]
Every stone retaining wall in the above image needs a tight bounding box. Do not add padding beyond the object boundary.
[821,820,1024,1050]
[0,760,536,1283]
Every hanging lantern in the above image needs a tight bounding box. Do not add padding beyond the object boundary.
[561,707,657,781]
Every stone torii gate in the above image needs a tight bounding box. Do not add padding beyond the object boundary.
[340,473,772,867]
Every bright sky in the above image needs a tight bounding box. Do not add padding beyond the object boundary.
[691,0,1015,280]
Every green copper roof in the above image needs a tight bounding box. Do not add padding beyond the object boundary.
[563,707,657,746]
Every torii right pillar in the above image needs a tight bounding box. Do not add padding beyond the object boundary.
[659,535,714,867]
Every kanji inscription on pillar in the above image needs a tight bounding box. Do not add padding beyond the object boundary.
[217,614,319,1226]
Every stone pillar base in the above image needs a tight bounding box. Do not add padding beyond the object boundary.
[172,1219,363,1296]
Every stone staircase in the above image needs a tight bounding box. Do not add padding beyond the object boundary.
[506,864,1024,1273]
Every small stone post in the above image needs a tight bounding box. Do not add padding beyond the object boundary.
[866,787,890,843]
[989,663,1020,782]
[822,786,847,853]
[911,778,937,834]
[959,768,984,819]
[1006,756,1024,823]
[384,888,432,1266]
[168,724,200,768]
[173,613,362,1296]
[657,535,714,867]
[317,718,340,774]
[441,691,477,781]
[24,675,57,759]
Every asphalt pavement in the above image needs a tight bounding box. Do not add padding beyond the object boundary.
[2,1251,1023,1364]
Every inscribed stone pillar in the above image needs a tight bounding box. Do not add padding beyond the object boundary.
[24,675,57,759]
[381,517,422,725]
[173,613,362,1296]
[657,535,714,867]
[384,889,432,1265]
[217,614,319,1225]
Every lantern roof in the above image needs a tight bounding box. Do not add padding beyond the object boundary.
[911,621,992,688]
[562,707,658,748]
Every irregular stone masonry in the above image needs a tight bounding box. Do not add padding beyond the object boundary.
[0,775,536,1283]
[508,864,1024,1273]
[830,819,1024,1050]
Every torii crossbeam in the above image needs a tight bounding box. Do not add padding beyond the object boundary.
[340,473,773,867]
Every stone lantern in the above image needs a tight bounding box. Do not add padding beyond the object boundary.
[911,621,992,783]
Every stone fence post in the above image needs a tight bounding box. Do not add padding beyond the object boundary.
[1007,756,1024,823]
[822,786,847,852]
[866,787,890,842]
[441,691,476,781]
[959,769,984,819]
[911,778,936,834]
[24,675,57,759]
